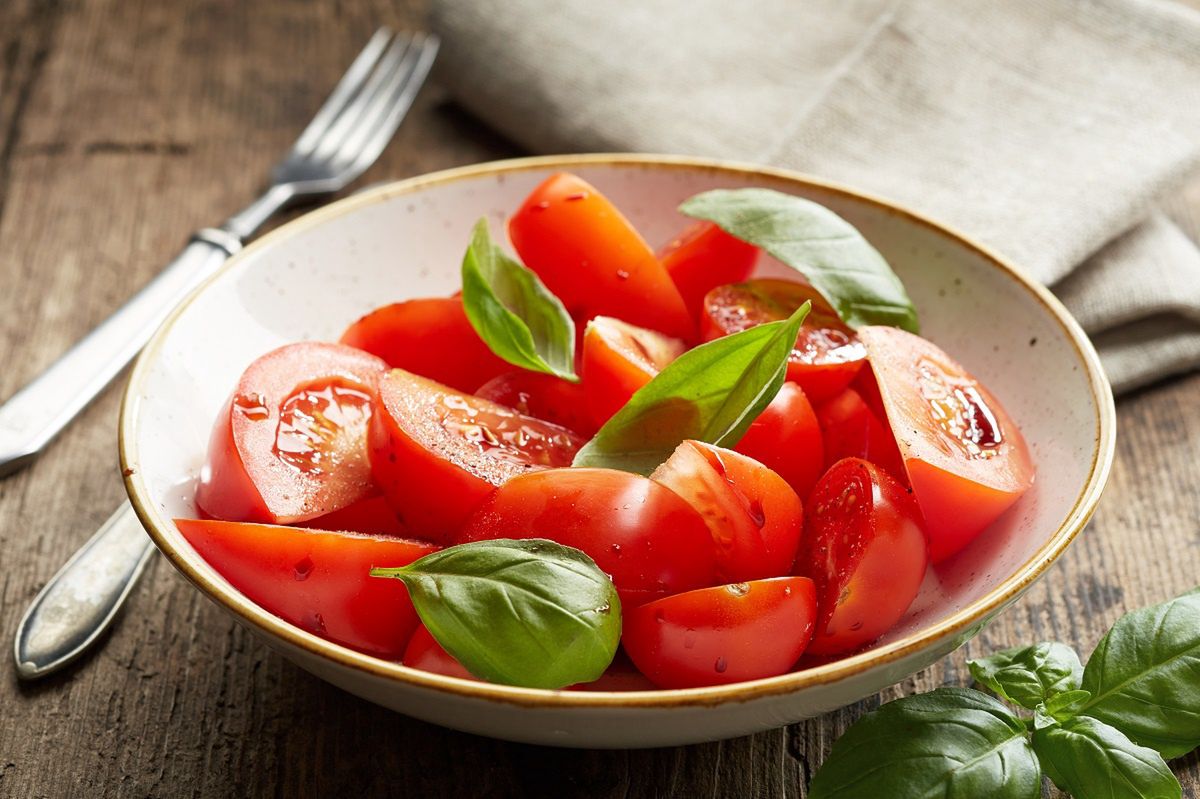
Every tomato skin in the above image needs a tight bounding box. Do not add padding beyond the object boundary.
[402,624,477,681]
[459,468,718,605]
[196,342,388,525]
[735,382,825,500]
[658,221,758,319]
[339,297,509,393]
[296,494,407,536]
[815,387,908,485]
[175,519,437,658]
[475,370,595,435]
[622,577,817,689]
[581,316,686,428]
[369,369,584,543]
[651,441,803,582]
[701,279,866,403]
[858,326,1035,563]
[796,458,928,656]
[508,173,694,340]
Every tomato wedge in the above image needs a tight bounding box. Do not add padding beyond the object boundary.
[701,279,866,403]
[651,441,803,582]
[658,220,758,319]
[402,624,477,681]
[175,519,437,658]
[459,468,718,606]
[796,458,927,656]
[475,370,595,435]
[508,173,694,340]
[369,369,584,542]
[196,342,388,524]
[815,386,908,484]
[339,297,509,393]
[734,382,825,500]
[296,494,407,536]
[858,326,1035,562]
[622,577,817,689]
[581,316,686,428]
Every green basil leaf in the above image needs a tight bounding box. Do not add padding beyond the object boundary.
[680,188,919,332]
[1033,714,1181,799]
[371,539,620,689]
[572,303,809,474]
[808,688,1041,799]
[461,218,578,381]
[1040,689,1093,722]
[968,641,1083,710]
[1080,588,1200,758]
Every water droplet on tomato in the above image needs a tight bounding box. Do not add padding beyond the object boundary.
[615,269,630,281]
[714,657,728,673]
[294,556,314,581]
[655,609,666,624]
[532,200,550,212]
[683,629,697,649]
[565,192,588,201]
[725,582,750,597]
[610,543,622,555]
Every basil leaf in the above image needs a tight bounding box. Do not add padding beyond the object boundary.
[1040,689,1093,722]
[968,641,1083,710]
[1033,714,1181,799]
[680,188,919,332]
[461,218,578,381]
[371,539,620,689]
[808,688,1041,799]
[572,303,809,474]
[1080,588,1200,758]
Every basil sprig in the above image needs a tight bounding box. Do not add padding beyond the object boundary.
[460,219,578,381]
[371,539,620,689]
[572,303,809,475]
[809,588,1200,798]
[680,188,919,332]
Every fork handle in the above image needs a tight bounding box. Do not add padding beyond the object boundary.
[0,229,240,477]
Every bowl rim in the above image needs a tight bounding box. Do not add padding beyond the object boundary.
[120,153,1116,710]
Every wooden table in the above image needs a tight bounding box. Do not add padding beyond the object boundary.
[1,2,1197,796]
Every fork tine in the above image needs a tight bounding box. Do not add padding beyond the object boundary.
[311,34,413,163]
[291,27,394,157]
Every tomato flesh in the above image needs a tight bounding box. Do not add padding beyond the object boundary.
[475,370,595,435]
[176,518,437,658]
[622,577,817,688]
[403,624,477,681]
[581,316,686,428]
[296,494,407,536]
[658,221,758,319]
[815,386,908,484]
[734,382,825,500]
[858,326,1035,562]
[369,369,585,542]
[508,173,694,340]
[796,458,928,656]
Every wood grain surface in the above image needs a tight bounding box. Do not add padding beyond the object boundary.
[1,2,1197,797]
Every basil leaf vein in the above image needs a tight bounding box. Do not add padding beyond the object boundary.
[968,641,1083,710]
[1032,714,1181,799]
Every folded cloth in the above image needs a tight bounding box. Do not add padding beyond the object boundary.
[429,0,1200,394]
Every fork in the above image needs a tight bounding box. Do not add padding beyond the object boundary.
[12,28,439,679]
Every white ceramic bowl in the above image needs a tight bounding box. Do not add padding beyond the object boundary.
[120,155,1115,748]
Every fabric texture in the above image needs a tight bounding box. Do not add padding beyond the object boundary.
[429,0,1200,393]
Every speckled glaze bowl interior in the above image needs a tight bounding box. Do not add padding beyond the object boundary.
[120,155,1115,748]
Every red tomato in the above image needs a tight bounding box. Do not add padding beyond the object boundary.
[459,468,718,606]
[651,441,803,582]
[658,221,758,319]
[581,316,686,428]
[175,518,437,658]
[734,382,825,500]
[297,494,407,537]
[815,387,908,484]
[402,624,477,681]
[858,326,1035,562]
[508,173,694,340]
[196,342,388,524]
[572,653,658,691]
[475,370,595,435]
[622,577,817,689]
[369,369,584,543]
[339,297,509,393]
[701,279,866,403]
[796,458,928,656]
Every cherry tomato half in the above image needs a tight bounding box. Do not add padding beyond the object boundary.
[369,369,585,542]
[581,316,686,428]
[658,220,758,319]
[734,382,825,501]
[796,458,928,656]
[622,577,817,689]
[815,386,908,485]
[475,370,595,435]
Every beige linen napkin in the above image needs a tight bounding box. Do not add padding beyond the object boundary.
[429,0,1200,394]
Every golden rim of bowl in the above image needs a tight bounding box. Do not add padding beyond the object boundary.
[120,153,1116,710]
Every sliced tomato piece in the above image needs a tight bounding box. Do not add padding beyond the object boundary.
[734,382,825,500]
[402,624,477,681]
[815,387,908,484]
[651,441,803,582]
[369,369,584,543]
[622,577,817,689]
[571,653,658,691]
[658,220,758,319]
[339,297,509,393]
[175,519,437,658]
[459,468,718,606]
[475,370,595,435]
[196,342,388,524]
[581,316,686,428]
[701,279,866,403]
[796,458,927,656]
[508,173,694,340]
[297,494,407,536]
[858,326,1035,562]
